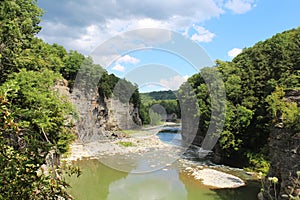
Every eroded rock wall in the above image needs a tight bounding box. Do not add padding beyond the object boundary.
[261,90,300,200]
[70,88,141,142]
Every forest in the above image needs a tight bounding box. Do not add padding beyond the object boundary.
[178,27,300,172]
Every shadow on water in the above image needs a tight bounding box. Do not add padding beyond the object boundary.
[211,180,261,200]
[180,172,260,200]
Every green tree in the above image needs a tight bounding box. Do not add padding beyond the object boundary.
[60,50,85,89]
[182,27,300,169]
[149,110,162,125]
[16,38,68,72]
[0,0,43,83]
[266,87,300,131]
[0,69,77,199]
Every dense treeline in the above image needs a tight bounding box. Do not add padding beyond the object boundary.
[140,90,180,123]
[179,27,300,172]
[141,90,177,101]
[138,99,180,124]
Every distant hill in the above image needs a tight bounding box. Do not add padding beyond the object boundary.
[141,90,177,102]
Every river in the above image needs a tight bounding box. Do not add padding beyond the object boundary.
[66,127,260,200]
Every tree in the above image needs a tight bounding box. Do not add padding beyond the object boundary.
[182,27,300,169]
[0,0,43,83]
[0,69,77,199]
[60,50,85,89]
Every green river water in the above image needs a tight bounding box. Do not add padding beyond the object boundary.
[67,131,260,200]
[67,159,260,200]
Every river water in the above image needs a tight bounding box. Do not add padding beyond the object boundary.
[67,128,260,200]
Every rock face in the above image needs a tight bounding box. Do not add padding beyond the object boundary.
[69,87,142,142]
[261,90,300,200]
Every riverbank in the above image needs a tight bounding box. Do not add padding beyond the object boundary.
[63,127,248,189]
[64,134,169,161]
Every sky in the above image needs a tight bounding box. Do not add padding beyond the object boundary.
[37,0,300,92]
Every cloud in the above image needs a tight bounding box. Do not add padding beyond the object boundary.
[159,75,189,90]
[39,0,223,27]
[110,55,140,72]
[140,83,168,93]
[111,63,125,72]
[107,169,187,199]
[118,55,140,64]
[190,25,216,42]
[37,0,256,58]
[228,48,243,58]
[224,0,256,14]
[37,0,225,53]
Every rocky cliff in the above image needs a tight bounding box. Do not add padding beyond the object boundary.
[260,90,300,200]
[55,81,142,142]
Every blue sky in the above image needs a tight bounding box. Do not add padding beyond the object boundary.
[37,0,300,92]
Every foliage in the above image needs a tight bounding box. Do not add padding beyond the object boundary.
[0,0,43,83]
[60,50,85,89]
[140,91,181,124]
[245,152,270,175]
[143,99,180,118]
[141,90,177,101]
[73,56,105,93]
[138,103,151,124]
[17,38,67,72]
[180,27,300,169]
[0,69,77,199]
[149,110,163,126]
[0,0,84,198]
[139,93,181,124]
[266,87,300,131]
[98,72,140,106]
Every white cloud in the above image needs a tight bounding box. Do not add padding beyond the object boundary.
[71,24,105,52]
[112,63,125,72]
[159,75,189,90]
[228,48,243,58]
[37,0,256,60]
[118,55,140,64]
[110,55,140,72]
[140,83,168,93]
[38,0,225,53]
[224,0,255,14]
[191,25,216,43]
[106,169,187,199]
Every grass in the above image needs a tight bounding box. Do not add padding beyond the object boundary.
[118,141,134,147]
[120,129,140,135]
